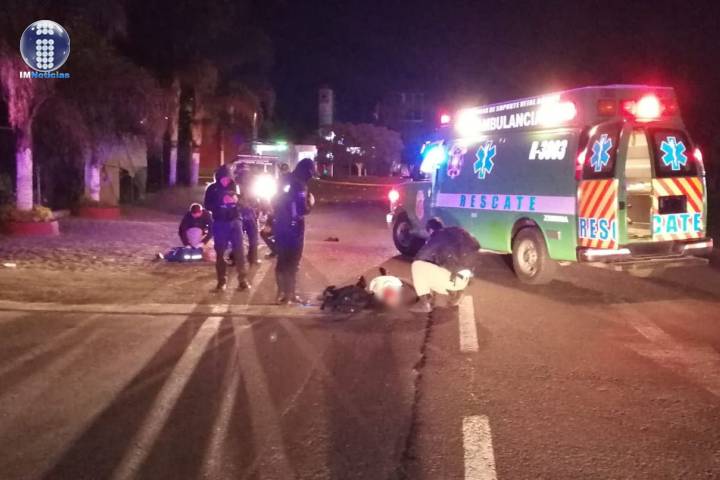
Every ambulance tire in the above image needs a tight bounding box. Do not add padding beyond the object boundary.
[393,213,425,257]
[512,228,557,285]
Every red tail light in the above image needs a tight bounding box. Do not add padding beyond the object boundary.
[440,113,451,125]
[388,189,400,203]
[575,149,587,180]
[693,147,703,166]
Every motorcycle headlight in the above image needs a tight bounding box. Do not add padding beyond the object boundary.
[251,174,278,201]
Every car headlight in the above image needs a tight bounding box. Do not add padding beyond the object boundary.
[251,174,278,201]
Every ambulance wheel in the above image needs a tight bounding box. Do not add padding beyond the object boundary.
[393,213,424,257]
[512,228,556,285]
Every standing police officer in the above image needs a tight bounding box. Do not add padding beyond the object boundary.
[204,165,250,292]
[235,162,260,265]
[273,158,316,304]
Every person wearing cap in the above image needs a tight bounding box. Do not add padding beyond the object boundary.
[272,158,316,304]
[203,165,249,292]
[410,217,480,313]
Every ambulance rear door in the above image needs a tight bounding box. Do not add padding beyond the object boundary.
[647,128,705,241]
[577,121,627,250]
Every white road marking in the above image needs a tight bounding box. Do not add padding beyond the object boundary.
[463,415,497,480]
[628,315,720,398]
[110,316,222,480]
[459,295,479,352]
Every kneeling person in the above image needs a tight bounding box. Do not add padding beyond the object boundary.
[410,218,480,313]
[179,203,213,249]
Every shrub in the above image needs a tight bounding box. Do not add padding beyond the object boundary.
[0,205,55,223]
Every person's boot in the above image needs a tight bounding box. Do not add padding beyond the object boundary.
[409,294,433,313]
[237,278,250,291]
[214,281,227,292]
[448,290,464,307]
[285,294,304,305]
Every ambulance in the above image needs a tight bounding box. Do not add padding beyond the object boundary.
[388,85,713,284]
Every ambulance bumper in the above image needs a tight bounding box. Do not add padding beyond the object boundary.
[577,238,714,263]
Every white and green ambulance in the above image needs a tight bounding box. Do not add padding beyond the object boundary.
[388,85,713,284]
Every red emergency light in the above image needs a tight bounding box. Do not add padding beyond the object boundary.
[388,189,400,203]
[693,147,703,167]
[440,113,452,125]
[575,148,587,180]
[620,94,676,122]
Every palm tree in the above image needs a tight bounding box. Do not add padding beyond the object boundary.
[0,45,54,211]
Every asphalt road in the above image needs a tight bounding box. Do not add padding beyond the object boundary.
[2,204,720,479]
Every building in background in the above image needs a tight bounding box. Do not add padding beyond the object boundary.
[375,90,438,166]
[318,86,335,130]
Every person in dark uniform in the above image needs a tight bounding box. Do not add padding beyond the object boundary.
[234,162,261,265]
[203,165,249,292]
[260,163,291,259]
[272,158,316,304]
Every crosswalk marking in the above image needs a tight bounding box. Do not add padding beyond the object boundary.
[110,316,222,480]
[463,415,497,480]
[459,295,479,352]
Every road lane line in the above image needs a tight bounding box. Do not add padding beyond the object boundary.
[459,295,479,353]
[109,316,221,480]
[463,415,497,480]
[605,304,720,398]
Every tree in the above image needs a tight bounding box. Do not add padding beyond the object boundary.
[0,48,53,210]
[316,123,404,176]
[125,0,274,186]
[50,18,159,202]
[0,1,56,211]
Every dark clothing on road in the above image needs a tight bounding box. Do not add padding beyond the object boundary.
[416,226,480,273]
[178,211,213,246]
[273,158,315,299]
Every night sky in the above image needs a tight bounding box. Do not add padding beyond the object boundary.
[265,0,720,145]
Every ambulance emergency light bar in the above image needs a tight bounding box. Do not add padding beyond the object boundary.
[454,86,681,138]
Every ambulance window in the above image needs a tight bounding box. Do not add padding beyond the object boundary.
[650,130,697,178]
[625,129,653,186]
[582,124,620,179]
